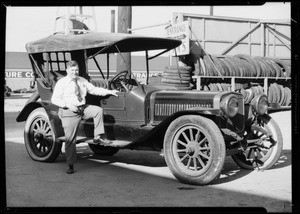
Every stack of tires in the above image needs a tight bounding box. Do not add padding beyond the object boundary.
[199,54,291,106]
[201,54,291,78]
[161,66,193,90]
[202,83,245,92]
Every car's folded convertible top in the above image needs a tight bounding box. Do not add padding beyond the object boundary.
[25,32,182,54]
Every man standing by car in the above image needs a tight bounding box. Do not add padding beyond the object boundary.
[51,60,119,174]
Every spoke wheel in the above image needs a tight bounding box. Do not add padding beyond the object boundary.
[172,125,213,175]
[232,115,283,170]
[24,108,62,162]
[164,115,226,185]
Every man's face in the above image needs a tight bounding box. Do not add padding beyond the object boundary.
[66,65,79,79]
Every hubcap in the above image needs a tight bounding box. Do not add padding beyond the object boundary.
[34,133,44,143]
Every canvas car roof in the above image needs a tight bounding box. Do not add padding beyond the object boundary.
[25,32,182,54]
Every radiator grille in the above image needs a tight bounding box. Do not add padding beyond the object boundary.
[154,102,212,116]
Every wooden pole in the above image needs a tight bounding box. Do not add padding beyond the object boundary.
[111,10,115,33]
[117,6,132,74]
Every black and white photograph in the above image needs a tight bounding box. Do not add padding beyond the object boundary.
[2,2,297,213]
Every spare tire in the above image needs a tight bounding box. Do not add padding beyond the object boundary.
[235,54,260,77]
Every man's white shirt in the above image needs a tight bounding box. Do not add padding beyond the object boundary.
[51,76,113,108]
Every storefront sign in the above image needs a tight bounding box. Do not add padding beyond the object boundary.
[5,71,34,78]
[165,21,190,56]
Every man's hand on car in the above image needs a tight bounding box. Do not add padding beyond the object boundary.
[110,89,119,97]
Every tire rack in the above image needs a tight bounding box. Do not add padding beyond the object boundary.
[192,75,291,109]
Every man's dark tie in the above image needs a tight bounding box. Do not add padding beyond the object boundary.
[73,78,83,102]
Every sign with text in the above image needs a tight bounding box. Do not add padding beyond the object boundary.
[5,71,34,78]
[165,21,190,56]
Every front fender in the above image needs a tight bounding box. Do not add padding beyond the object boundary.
[16,101,64,138]
[130,110,219,150]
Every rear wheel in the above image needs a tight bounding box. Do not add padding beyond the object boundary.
[164,115,226,185]
[232,115,283,170]
[24,107,62,162]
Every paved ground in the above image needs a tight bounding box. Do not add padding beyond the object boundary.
[4,95,293,212]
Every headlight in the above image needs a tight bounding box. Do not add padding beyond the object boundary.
[220,95,239,118]
[251,94,268,115]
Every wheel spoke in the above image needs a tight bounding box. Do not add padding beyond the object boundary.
[196,156,206,168]
[42,120,46,130]
[199,151,209,159]
[186,156,192,169]
[193,157,198,171]
[257,132,265,138]
[189,128,194,142]
[45,125,51,133]
[36,119,42,130]
[198,137,207,146]
[182,131,191,143]
[199,146,210,151]
[195,130,200,142]
[37,143,41,151]
[176,149,187,153]
[258,149,266,159]
[247,148,253,160]
[180,154,189,162]
[177,139,187,147]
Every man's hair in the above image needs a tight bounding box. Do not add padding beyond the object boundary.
[67,60,79,68]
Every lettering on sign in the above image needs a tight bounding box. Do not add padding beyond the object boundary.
[5,71,34,78]
[165,21,190,56]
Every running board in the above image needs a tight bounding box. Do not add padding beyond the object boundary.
[86,139,130,147]
[57,136,131,148]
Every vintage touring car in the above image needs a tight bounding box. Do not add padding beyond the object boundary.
[16,31,283,185]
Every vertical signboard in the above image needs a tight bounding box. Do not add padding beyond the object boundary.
[165,21,190,56]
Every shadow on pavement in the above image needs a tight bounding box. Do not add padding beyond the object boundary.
[4,140,292,212]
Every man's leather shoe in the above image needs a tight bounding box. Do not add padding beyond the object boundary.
[66,165,74,174]
[93,136,112,145]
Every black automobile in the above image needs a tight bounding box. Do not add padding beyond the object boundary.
[16,31,283,185]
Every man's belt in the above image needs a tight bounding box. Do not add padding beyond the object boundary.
[61,104,86,116]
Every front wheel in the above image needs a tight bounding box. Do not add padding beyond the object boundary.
[24,107,62,162]
[164,115,226,185]
[231,115,283,170]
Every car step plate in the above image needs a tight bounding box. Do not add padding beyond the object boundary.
[86,139,130,147]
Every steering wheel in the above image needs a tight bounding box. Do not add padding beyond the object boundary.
[109,70,131,92]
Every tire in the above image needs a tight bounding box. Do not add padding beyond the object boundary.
[24,107,62,162]
[270,58,290,77]
[88,144,119,156]
[232,115,283,170]
[165,66,192,71]
[161,78,190,84]
[163,115,226,185]
[220,57,237,76]
[163,73,191,80]
[210,55,226,76]
[235,54,260,77]
[225,56,243,77]
[203,55,216,76]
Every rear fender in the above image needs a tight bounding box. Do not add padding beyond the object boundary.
[16,101,64,138]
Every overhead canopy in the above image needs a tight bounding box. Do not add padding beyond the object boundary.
[25,32,182,55]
